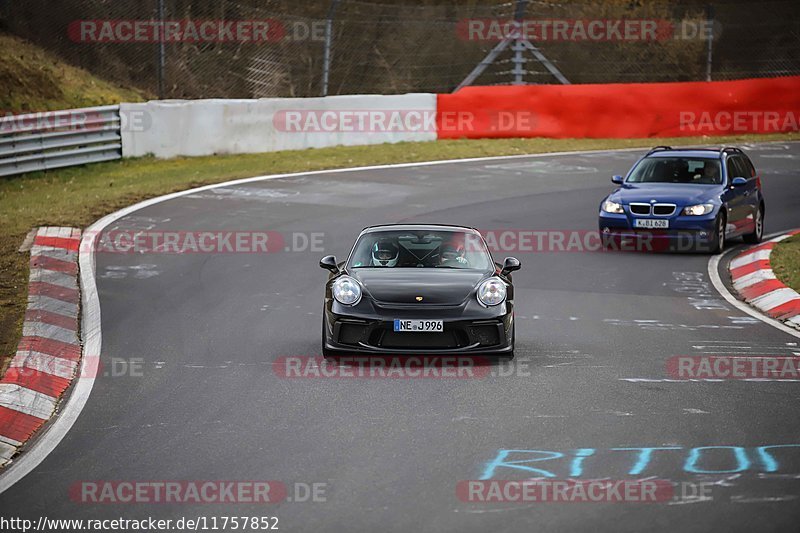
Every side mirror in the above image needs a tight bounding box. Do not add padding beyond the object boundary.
[611,175,624,184]
[501,257,521,276]
[319,255,339,273]
[731,177,747,187]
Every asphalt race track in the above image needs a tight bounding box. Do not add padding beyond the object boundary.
[2,142,800,532]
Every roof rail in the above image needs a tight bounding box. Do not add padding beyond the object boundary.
[720,146,743,156]
[646,146,672,156]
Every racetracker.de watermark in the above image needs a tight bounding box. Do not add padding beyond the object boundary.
[68,19,328,43]
[474,230,717,253]
[456,19,714,42]
[667,356,800,380]
[678,111,800,133]
[89,230,325,254]
[69,481,327,504]
[0,109,151,135]
[456,480,713,503]
[274,110,444,133]
[273,356,529,379]
[9,355,144,380]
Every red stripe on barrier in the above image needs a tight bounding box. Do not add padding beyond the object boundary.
[730,260,771,279]
[28,282,79,304]
[735,242,775,259]
[1,368,71,398]
[437,76,800,139]
[17,336,81,361]
[30,254,79,275]
[739,279,788,301]
[0,405,46,444]
[24,309,78,331]
[33,236,80,251]
[767,299,800,321]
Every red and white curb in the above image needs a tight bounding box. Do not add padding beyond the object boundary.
[729,229,800,330]
[0,227,82,466]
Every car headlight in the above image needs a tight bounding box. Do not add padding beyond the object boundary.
[683,203,714,216]
[477,277,507,306]
[602,200,624,214]
[332,276,362,305]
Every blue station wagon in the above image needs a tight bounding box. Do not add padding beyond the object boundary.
[598,146,765,253]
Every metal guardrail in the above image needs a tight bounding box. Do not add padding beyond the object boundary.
[0,105,122,177]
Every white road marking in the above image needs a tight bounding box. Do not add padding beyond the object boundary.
[732,268,776,290]
[26,295,79,317]
[10,352,78,379]
[750,288,799,311]
[28,269,78,289]
[0,385,57,420]
[21,323,78,345]
[730,249,771,270]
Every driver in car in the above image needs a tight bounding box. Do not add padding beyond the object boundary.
[690,161,720,183]
[371,239,400,267]
[698,161,720,183]
[439,243,468,267]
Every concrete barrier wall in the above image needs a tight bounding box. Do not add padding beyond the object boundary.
[121,94,437,158]
[122,78,800,159]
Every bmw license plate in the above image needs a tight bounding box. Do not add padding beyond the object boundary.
[393,319,443,332]
[634,219,669,229]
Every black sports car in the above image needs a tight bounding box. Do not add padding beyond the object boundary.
[320,224,520,356]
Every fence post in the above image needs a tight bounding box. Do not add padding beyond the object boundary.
[512,0,528,84]
[705,4,714,81]
[322,0,341,97]
[157,0,166,98]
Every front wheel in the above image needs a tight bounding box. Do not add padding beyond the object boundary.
[742,206,764,244]
[709,214,726,254]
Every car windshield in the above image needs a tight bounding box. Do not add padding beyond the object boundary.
[348,230,492,270]
[627,157,722,185]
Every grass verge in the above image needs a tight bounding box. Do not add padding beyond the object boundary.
[771,233,800,294]
[2,132,800,369]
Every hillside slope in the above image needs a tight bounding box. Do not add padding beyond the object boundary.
[0,32,147,113]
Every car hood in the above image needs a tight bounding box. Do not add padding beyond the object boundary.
[349,268,491,305]
[610,183,721,206]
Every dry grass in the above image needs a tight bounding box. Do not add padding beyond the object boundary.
[0,32,147,113]
[771,233,800,294]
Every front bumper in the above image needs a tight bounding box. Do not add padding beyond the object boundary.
[323,299,514,355]
[598,210,718,252]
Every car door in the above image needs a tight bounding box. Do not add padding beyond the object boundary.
[739,154,761,226]
[723,156,749,236]
[733,155,759,234]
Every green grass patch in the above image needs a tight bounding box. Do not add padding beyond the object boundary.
[0,32,147,113]
[2,132,799,369]
[771,233,800,294]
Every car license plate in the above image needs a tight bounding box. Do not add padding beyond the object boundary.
[393,319,443,332]
[634,219,669,229]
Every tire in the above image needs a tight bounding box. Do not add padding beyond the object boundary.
[709,214,726,254]
[742,205,764,244]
